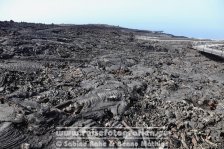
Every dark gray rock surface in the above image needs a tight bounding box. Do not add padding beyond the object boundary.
[0,21,223,148]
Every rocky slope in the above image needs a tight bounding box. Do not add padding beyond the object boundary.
[0,21,224,149]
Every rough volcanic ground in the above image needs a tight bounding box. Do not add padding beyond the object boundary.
[0,21,224,149]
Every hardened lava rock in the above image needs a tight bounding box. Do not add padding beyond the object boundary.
[0,103,27,148]
[0,21,223,148]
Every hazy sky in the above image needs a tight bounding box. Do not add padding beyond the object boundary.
[0,0,223,39]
